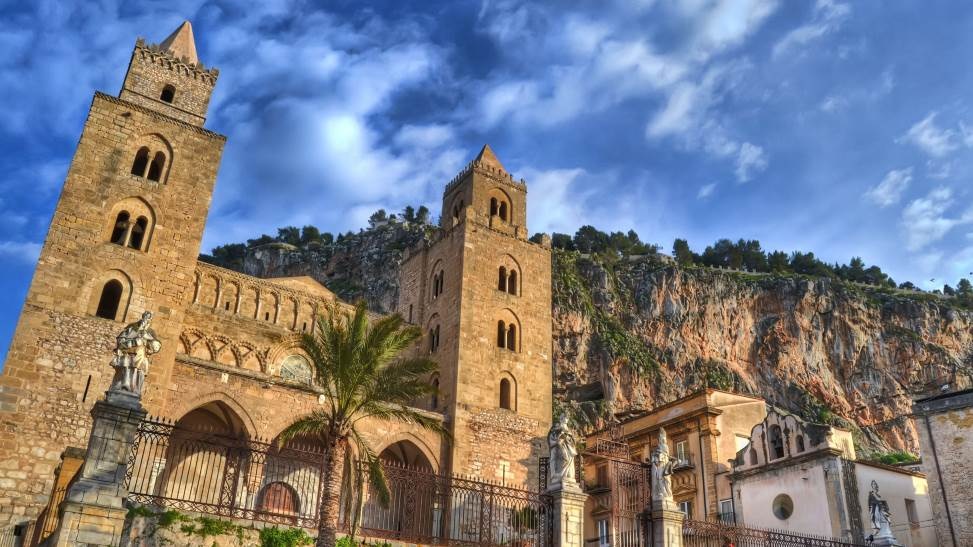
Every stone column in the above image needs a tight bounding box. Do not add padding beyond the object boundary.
[649,499,684,547]
[49,400,146,546]
[550,483,587,547]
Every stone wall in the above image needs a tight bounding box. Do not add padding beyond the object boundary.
[913,390,973,547]
[119,40,218,126]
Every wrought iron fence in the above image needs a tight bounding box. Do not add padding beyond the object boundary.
[351,461,552,546]
[126,418,553,546]
[126,417,328,529]
[682,519,867,547]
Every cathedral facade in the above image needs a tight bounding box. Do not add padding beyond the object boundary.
[0,22,552,526]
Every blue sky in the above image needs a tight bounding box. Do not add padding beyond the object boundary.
[1,0,973,359]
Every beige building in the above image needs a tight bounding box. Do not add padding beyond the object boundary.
[0,21,552,527]
[581,389,767,543]
[913,388,973,547]
[731,410,936,547]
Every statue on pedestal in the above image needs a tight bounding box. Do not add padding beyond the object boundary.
[548,413,579,490]
[868,480,902,546]
[650,428,676,506]
[108,311,161,401]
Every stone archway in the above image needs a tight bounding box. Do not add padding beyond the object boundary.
[380,440,434,471]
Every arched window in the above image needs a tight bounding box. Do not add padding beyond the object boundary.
[160,85,176,103]
[506,324,517,351]
[769,425,784,459]
[128,216,148,250]
[499,378,512,410]
[498,267,507,291]
[497,321,506,348]
[257,482,299,517]
[795,435,805,453]
[490,198,499,217]
[749,448,757,465]
[147,152,166,182]
[498,201,508,221]
[95,280,123,320]
[507,270,518,295]
[110,211,130,245]
[429,325,441,353]
[131,147,150,177]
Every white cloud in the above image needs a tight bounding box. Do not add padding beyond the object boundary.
[864,167,912,207]
[818,95,847,113]
[900,113,959,157]
[691,0,780,54]
[773,0,851,58]
[901,187,971,251]
[0,241,41,264]
[394,124,455,149]
[697,183,717,199]
[735,142,768,182]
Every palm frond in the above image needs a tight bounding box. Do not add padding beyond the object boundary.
[275,412,332,447]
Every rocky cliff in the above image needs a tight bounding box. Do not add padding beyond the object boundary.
[236,224,973,455]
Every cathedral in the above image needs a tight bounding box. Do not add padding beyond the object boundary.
[0,22,552,526]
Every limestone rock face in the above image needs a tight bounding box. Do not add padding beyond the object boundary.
[551,252,973,454]
[237,236,973,454]
[243,221,431,314]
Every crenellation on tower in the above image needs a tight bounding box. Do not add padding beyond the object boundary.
[120,21,218,126]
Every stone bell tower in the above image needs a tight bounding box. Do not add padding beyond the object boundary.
[398,145,553,486]
[0,21,225,525]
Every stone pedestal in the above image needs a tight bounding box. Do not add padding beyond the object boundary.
[649,501,684,547]
[49,399,146,546]
[550,484,587,547]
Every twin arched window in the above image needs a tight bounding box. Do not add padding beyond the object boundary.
[431,270,444,299]
[110,211,150,250]
[497,321,517,351]
[498,266,518,295]
[490,198,509,222]
[131,146,168,183]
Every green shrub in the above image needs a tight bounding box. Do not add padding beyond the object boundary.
[259,526,314,547]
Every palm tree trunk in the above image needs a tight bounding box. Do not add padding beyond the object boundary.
[316,437,348,547]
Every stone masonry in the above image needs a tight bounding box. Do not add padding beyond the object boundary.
[0,21,553,528]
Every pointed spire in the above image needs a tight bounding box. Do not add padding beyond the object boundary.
[159,21,199,65]
[474,144,506,172]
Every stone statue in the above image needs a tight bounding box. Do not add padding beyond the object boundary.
[867,480,901,545]
[650,428,676,505]
[547,413,579,490]
[108,311,161,400]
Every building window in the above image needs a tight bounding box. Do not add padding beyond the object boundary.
[718,499,734,523]
[795,435,805,453]
[498,266,507,291]
[675,439,688,464]
[506,324,517,351]
[128,216,148,250]
[160,84,176,103]
[147,152,166,182]
[595,464,608,488]
[678,500,693,518]
[280,355,312,384]
[499,377,513,410]
[430,376,439,410]
[749,448,757,465]
[131,147,150,176]
[768,425,785,459]
[111,211,130,245]
[429,325,441,352]
[408,304,413,323]
[905,498,919,528]
[490,198,499,217]
[596,519,609,547]
[95,280,123,320]
[772,494,793,520]
[507,270,517,295]
[497,320,506,348]
[498,201,508,221]
[432,270,444,299]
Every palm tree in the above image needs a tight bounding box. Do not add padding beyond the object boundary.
[277,301,446,547]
